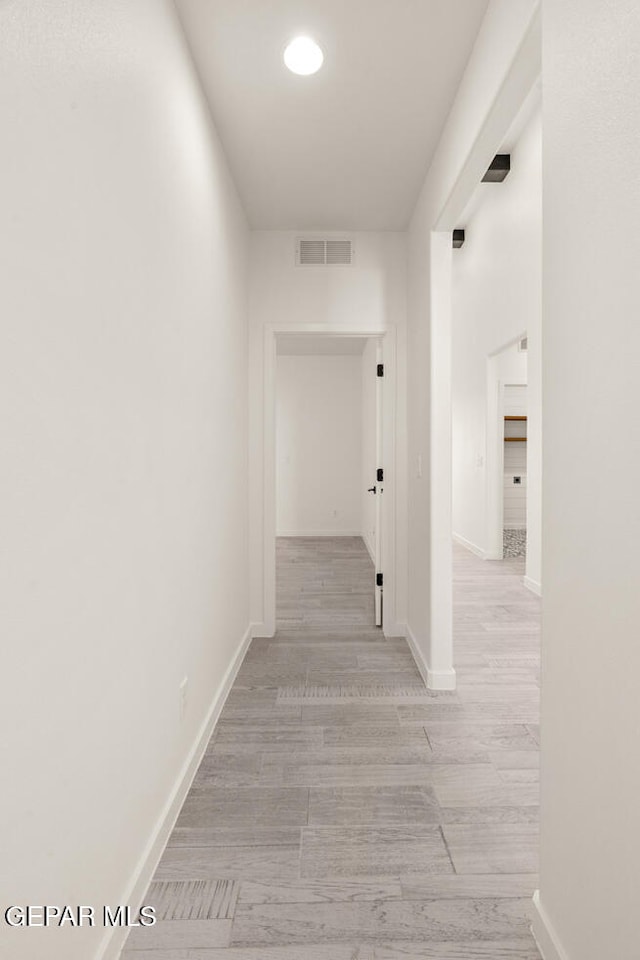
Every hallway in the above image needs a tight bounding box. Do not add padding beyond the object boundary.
[123,538,541,958]
[4,3,638,957]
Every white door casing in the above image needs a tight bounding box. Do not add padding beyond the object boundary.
[374,340,384,626]
[257,323,397,637]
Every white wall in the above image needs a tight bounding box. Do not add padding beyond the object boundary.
[406,0,540,684]
[503,443,527,529]
[249,231,407,632]
[361,339,379,560]
[534,2,640,959]
[504,381,528,417]
[451,109,541,574]
[250,231,407,329]
[0,3,249,959]
[276,355,362,536]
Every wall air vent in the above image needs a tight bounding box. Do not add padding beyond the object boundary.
[297,239,353,266]
[298,239,325,265]
[326,240,352,264]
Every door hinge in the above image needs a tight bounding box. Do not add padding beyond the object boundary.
[377,363,384,377]
[376,573,383,587]
[377,467,383,482]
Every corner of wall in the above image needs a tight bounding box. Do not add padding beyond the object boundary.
[523,575,542,597]
[405,623,457,691]
[532,891,570,960]
[452,532,486,559]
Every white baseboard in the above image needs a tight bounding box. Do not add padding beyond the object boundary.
[404,623,429,686]
[524,576,542,597]
[452,532,486,559]
[97,623,253,960]
[427,667,457,690]
[277,530,364,538]
[405,623,457,691]
[251,620,274,638]
[532,890,569,960]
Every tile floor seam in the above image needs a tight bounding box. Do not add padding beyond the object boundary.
[438,824,458,875]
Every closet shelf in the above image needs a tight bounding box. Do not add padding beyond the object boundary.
[504,414,527,442]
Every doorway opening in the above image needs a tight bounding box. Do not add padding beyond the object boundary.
[259,324,397,638]
[485,336,529,561]
[275,335,382,631]
[503,379,528,559]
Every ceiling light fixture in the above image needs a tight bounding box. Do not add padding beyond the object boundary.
[284,36,324,76]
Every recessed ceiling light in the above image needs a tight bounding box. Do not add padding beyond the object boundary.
[284,36,324,76]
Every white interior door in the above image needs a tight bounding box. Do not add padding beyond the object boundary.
[374,342,383,626]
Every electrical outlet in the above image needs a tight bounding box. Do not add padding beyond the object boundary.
[179,676,188,722]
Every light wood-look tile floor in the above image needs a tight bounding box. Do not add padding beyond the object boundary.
[123,538,541,959]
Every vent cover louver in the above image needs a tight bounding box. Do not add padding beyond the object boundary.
[297,239,353,266]
[326,240,352,264]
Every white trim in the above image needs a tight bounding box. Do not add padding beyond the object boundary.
[405,623,429,687]
[452,531,486,559]
[429,233,454,683]
[532,890,570,960]
[524,576,542,597]
[269,323,388,336]
[427,667,457,691]
[97,624,253,960]
[374,339,384,627]
[405,623,457,691]
[262,323,398,638]
[486,367,506,560]
[277,530,364,538]
[263,324,277,637]
[486,343,528,563]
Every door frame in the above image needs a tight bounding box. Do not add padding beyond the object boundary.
[425,11,541,687]
[374,339,384,626]
[485,365,506,560]
[485,336,528,560]
[259,322,397,637]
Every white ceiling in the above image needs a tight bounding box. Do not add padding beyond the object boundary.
[277,335,368,356]
[175,0,490,231]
